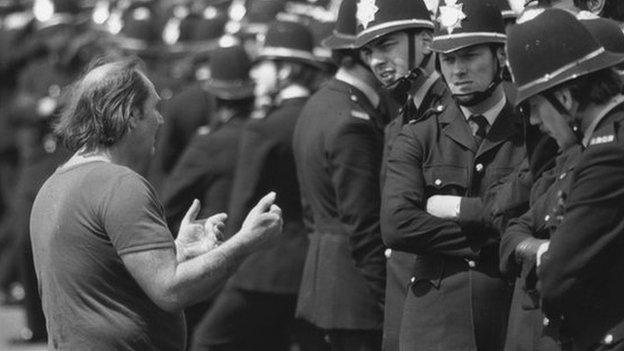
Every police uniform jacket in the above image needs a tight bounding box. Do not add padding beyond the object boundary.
[149,83,214,191]
[294,78,386,330]
[381,74,449,351]
[539,100,624,351]
[381,94,525,350]
[226,95,309,294]
[162,113,247,231]
[500,144,582,351]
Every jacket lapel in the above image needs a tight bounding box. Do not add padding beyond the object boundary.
[476,102,523,158]
[440,101,478,152]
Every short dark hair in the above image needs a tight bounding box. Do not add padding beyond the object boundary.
[55,58,150,152]
[274,59,318,89]
[550,68,622,110]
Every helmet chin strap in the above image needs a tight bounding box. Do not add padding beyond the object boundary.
[385,31,433,104]
[541,91,584,143]
[452,63,503,107]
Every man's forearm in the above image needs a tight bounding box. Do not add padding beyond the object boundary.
[166,234,252,310]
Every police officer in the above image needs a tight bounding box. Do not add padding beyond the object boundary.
[381,0,525,349]
[505,8,624,350]
[148,9,230,191]
[191,19,322,351]
[351,1,448,348]
[293,0,388,349]
[160,44,254,343]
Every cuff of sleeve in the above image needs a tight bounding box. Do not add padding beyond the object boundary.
[458,197,484,226]
[536,241,550,267]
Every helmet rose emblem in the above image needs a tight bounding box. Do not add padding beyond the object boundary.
[357,0,379,30]
[437,0,466,34]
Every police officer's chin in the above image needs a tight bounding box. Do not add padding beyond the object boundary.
[452,91,482,106]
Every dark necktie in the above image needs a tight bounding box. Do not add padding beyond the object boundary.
[400,99,418,125]
[469,114,488,147]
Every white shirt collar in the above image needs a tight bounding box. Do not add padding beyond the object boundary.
[278,84,310,102]
[582,94,624,146]
[460,94,507,126]
[412,71,440,109]
[335,68,381,108]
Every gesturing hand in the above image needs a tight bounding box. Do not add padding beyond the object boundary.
[176,199,227,262]
[235,192,283,252]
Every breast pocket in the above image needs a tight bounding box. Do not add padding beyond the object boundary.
[422,165,469,197]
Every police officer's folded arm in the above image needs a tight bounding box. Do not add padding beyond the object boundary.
[539,144,624,316]
[380,127,477,259]
[331,120,386,302]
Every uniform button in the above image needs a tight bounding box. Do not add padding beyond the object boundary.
[604,334,614,345]
[543,317,550,326]
[384,248,392,259]
[475,163,483,172]
[410,277,415,283]
[544,215,550,221]
[434,179,442,186]
[559,172,567,180]
[467,260,476,268]
[436,105,444,112]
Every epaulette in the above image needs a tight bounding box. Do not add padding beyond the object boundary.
[408,103,445,124]
[349,93,371,120]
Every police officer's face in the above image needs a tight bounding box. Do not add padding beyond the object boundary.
[251,60,279,98]
[526,94,577,148]
[439,45,503,96]
[361,31,430,86]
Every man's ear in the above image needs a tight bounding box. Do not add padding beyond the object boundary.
[585,0,606,15]
[128,106,141,129]
[419,31,433,56]
[359,48,372,67]
[277,63,293,82]
[496,46,507,69]
[554,87,574,111]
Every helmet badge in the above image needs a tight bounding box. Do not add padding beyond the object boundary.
[437,0,466,34]
[357,0,379,30]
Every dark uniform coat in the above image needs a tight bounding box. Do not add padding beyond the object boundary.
[381,94,525,351]
[294,78,386,330]
[539,102,624,351]
[149,83,214,191]
[162,113,247,231]
[381,75,449,351]
[226,96,309,294]
[500,145,582,351]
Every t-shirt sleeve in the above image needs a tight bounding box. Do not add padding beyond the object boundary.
[102,172,175,256]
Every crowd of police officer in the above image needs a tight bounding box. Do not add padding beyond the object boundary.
[2,0,624,350]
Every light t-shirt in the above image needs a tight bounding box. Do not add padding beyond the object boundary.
[30,161,185,350]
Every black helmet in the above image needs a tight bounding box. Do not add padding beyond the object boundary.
[507,8,624,104]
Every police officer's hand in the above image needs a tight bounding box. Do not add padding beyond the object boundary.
[176,199,227,261]
[515,238,549,267]
[236,192,283,252]
[426,195,461,219]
